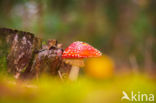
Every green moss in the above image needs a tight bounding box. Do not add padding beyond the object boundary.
[0,74,155,103]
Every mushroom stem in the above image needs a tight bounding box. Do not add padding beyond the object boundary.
[69,65,80,81]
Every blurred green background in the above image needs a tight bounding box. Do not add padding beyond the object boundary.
[0,0,155,72]
[0,0,156,103]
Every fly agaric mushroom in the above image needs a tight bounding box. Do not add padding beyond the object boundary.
[62,41,102,80]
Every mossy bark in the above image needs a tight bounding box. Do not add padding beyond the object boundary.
[0,28,71,79]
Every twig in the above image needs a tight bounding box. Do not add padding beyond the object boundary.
[58,70,64,81]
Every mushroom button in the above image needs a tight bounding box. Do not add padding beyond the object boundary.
[62,41,102,81]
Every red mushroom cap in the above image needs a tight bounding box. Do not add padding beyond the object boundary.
[62,41,102,59]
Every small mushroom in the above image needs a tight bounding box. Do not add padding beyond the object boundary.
[62,41,102,80]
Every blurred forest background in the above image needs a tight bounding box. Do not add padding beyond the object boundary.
[0,0,155,73]
[0,1,156,103]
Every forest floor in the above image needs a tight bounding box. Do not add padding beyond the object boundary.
[0,72,155,103]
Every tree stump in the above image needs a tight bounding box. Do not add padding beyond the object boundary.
[0,28,71,80]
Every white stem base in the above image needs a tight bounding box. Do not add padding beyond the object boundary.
[69,66,80,81]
